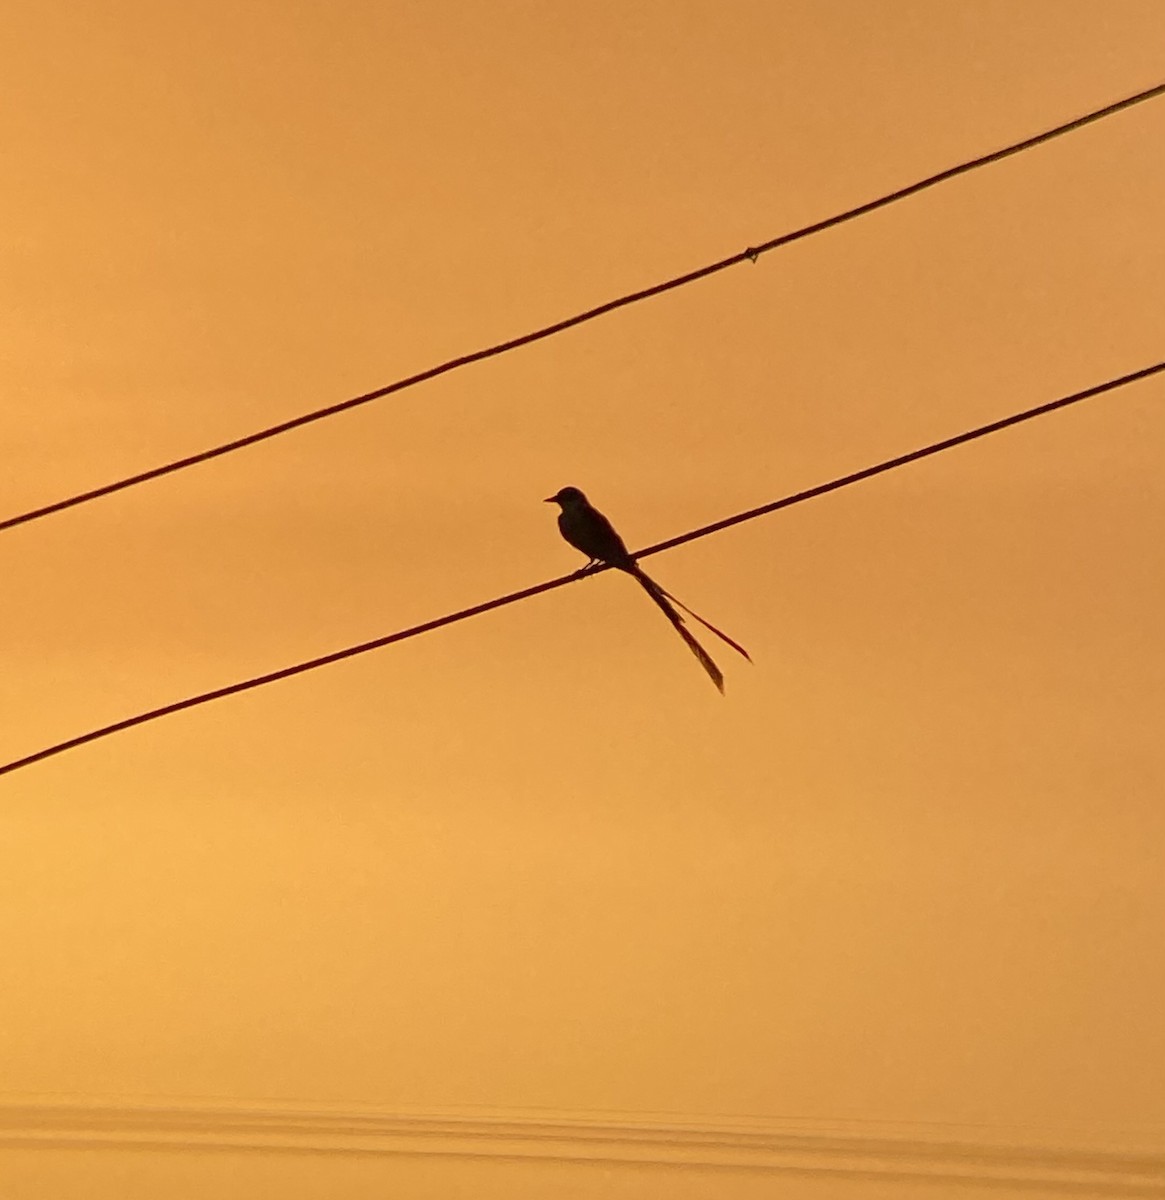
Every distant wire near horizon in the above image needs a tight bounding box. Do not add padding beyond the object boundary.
[2,80,1163,537]
[1,359,1160,781]
[0,1099,1159,1191]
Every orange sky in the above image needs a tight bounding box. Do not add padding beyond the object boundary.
[2,2,1163,1196]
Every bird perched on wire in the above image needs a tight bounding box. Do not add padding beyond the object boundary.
[544,486,750,693]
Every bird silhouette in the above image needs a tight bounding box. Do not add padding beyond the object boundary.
[544,486,749,693]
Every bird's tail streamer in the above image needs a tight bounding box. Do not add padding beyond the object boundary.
[631,570,725,693]
[654,585,751,662]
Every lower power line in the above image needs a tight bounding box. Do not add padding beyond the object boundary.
[1,359,1161,780]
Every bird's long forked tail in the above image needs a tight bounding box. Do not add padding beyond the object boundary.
[653,584,751,663]
[631,568,733,693]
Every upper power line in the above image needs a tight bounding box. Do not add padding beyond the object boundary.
[3,81,1163,537]
[1,358,1160,780]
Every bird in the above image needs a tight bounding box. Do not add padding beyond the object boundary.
[544,486,750,693]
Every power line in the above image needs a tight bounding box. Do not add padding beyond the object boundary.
[3,81,1162,537]
[2,359,1160,781]
[1,1101,1160,1190]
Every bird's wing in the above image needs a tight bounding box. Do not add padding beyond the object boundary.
[560,506,632,566]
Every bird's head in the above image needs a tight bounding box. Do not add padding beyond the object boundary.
[543,486,587,510]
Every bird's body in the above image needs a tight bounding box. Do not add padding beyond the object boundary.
[544,486,749,693]
[554,493,633,569]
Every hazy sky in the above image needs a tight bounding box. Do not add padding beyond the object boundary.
[2,2,1163,1196]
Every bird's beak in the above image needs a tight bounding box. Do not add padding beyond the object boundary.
[542,496,556,504]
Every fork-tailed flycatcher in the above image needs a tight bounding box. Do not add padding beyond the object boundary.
[544,486,749,693]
